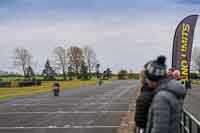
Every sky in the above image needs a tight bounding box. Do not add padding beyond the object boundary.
[0,0,200,74]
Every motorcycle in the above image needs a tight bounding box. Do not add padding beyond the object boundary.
[53,83,60,96]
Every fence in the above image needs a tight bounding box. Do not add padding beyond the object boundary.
[180,109,200,133]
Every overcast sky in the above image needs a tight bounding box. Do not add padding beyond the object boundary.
[0,0,200,73]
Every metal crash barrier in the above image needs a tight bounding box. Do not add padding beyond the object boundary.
[180,109,200,133]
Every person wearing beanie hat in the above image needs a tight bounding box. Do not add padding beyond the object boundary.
[144,56,167,89]
[145,56,167,81]
[145,55,186,133]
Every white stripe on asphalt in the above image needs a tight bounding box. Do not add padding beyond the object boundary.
[0,111,128,114]
[0,126,120,129]
[115,88,131,98]
[10,102,128,106]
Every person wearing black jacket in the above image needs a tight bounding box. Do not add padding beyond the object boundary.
[135,65,153,133]
[135,82,152,133]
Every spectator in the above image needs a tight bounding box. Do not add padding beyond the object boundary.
[144,56,186,133]
[135,64,153,133]
[173,70,181,80]
[167,68,175,79]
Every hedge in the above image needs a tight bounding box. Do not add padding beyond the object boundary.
[18,80,41,87]
[0,82,10,87]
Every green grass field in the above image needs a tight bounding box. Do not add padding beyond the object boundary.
[0,76,24,82]
[0,80,112,101]
[0,76,61,82]
[192,80,200,85]
[0,75,119,82]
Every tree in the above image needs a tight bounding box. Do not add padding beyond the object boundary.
[80,63,89,80]
[95,64,101,78]
[13,48,32,78]
[67,46,85,77]
[67,65,74,80]
[118,70,128,80]
[106,68,112,79]
[192,47,200,73]
[42,60,56,80]
[83,46,98,74]
[53,46,68,80]
[103,68,112,80]
[103,70,107,80]
[26,66,35,80]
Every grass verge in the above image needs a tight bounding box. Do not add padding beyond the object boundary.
[0,80,112,101]
[191,80,200,85]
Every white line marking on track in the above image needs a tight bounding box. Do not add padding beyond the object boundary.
[0,126,120,129]
[115,88,131,98]
[0,111,128,114]
[9,103,127,106]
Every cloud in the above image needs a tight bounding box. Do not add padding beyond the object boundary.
[177,0,200,4]
[0,0,200,73]
[0,15,187,73]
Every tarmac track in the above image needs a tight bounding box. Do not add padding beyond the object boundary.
[184,84,200,121]
[0,80,137,133]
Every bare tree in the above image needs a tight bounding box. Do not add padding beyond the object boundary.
[53,46,68,80]
[67,46,85,75]
[13,48,32,77]
[83,46,98,74]
[192,46,200,73]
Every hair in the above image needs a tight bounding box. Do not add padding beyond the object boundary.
[139,63,150,92]
[53,82,60,87]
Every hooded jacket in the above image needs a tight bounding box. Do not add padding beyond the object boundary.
[145,78,186,133]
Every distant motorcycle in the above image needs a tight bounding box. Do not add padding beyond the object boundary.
[52,83,60,96]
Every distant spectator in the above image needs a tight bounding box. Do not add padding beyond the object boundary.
[173,70,181,80]
[167,68,175,79]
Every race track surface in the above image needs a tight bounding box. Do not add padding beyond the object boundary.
[0,80,137,133]
[184,84,200,121]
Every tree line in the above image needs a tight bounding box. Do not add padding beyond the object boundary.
[13,45,107,81]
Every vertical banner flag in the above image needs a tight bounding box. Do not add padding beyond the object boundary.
[172,15,198,89]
